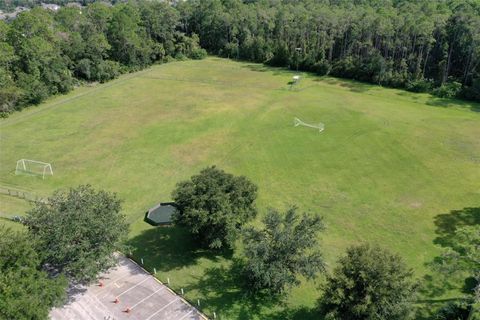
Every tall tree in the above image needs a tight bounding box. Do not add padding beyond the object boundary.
[320,244,417,320]
[25,185,129,282]
[0,226,67,320]
[172,166,257,249]
[242,206,326,294]
[434,226,479,320]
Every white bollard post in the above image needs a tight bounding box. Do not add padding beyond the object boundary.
[141,258,144,265]
[167,277,170,285]
[213,312,216,319]
[197,299,200,307]
[181,288,184,295]
[154,268,157,274]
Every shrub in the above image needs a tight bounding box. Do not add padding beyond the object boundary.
[313,60,331,76]
[433,81,462,98]
[189,47,207,60]
[406,79,433,93]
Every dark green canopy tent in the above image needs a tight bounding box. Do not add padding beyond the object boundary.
[144,202,176,226]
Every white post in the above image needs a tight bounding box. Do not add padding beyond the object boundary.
[181,288,184,295]
[167,278,170,285]
[22,159,26,171]
[197,299,200,307]
[141,258,144,265]
[213,312,216,319]
[154,268,156,274]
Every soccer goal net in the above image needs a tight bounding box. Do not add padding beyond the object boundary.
[294,117,325,132]
[15,159,53,179]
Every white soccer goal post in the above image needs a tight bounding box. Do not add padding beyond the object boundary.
[15,159,53,179]
[294,117,325,132]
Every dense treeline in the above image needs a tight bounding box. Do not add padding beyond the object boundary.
[0,1,206,115]
[1,0,479,116]
[177,0,480,102]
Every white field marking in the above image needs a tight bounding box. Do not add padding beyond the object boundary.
[177,310,194,320]
[131,287,165,310]
[116,277,151,298]
[114,283,120,288]
[144,298,179,320]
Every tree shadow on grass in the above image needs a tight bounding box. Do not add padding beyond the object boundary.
[433,207,480,248]
[426,97,480,112]
[318,77,374,93]
[184,259,321,319]
[419,207,480,314]
[126,226,230,272]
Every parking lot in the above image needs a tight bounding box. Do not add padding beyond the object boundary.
[50,255,206,320]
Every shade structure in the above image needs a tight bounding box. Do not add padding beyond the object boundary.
[145,202,176,226]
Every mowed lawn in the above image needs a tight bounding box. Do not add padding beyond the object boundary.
[1,57,479,319]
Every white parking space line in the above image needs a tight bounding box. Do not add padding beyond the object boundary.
[131,287,165,310]
[96,273,132,291]
[116,277,151,297]
[177,310,194,320]
[144,298,179,320]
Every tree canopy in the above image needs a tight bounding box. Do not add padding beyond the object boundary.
[320,244,417,320]
[0,0,206,116]
[0,226,67,320]
[178,0,480,101]
[242,206,325,294]
[172,166,258,249]
[25,184,129,282]
[434,226,479,319]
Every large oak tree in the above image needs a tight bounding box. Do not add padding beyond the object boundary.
[26,185,128,282]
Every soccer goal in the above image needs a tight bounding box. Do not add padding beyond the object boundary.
[15,159,53,179]
[294,117,325,132]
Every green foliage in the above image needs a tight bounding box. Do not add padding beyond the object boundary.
[172,166,257,250]
[25,185,129,283]
[433,81,463,98]
[0,226,67,320]
[406,79,434,93]
[242,206,325,294]
[320,244,417,320]
[181,0,480,101]
[434,300,473,320]
[434,226,480,317]
[1,1,207,116]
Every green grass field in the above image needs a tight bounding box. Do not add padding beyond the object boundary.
[1,57,479,319]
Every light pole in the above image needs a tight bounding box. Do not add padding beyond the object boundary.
[295,47,302,72]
